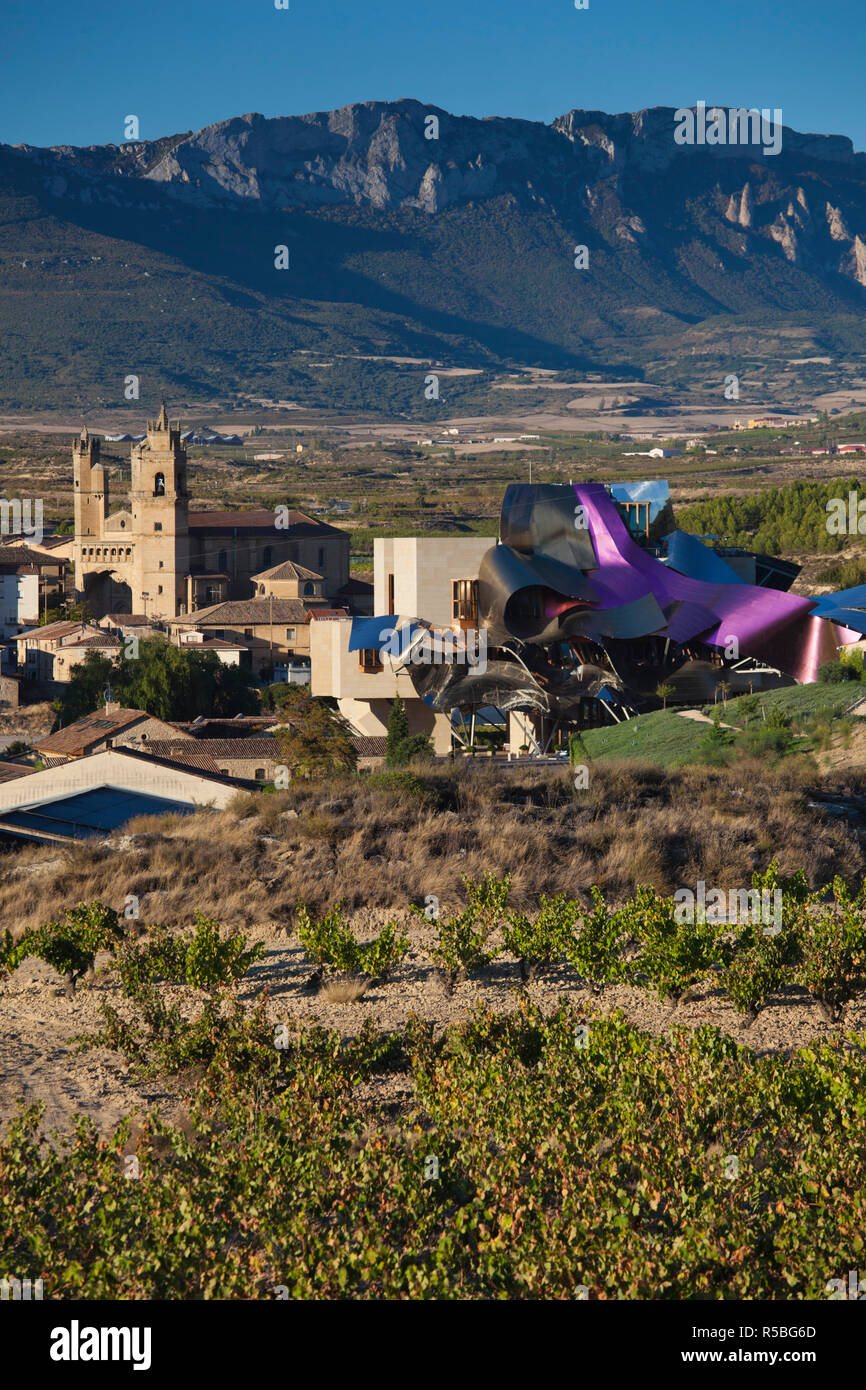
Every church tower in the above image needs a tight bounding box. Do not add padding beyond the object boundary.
[130,403,190,618]
[73,427,107,595]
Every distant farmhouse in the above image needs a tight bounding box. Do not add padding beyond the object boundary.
[73,403,351,622]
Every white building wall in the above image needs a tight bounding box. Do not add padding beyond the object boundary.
[0,572,39,638]
[373,537,493,625]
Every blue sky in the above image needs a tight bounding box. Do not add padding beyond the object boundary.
[2,0,864,150]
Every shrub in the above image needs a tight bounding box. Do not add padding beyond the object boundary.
[796,878,866,1022]
[297,903,360,973]
[817,661,859,683]
[719,936,787,1026]
[0,928,28,981]
[698,715,733,766]
[424,906,497,992]
[296,904,408,982]
[717,861,807,1025]
[620,886,719,1003]
[363,769,432,802]
[567,887,627,993]
[355,918,410,982]
[503,893,580,982]
[462,871,512,936]
[741,706,796,760]
[117,915,263,996]
[392,732,435,763]
[23,903,124,995]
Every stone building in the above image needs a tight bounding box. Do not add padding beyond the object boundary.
[73,404,350,621]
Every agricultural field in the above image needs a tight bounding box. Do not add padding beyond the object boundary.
[2,762,866,1301]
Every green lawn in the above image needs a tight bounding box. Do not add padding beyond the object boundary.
[581,681,863,767]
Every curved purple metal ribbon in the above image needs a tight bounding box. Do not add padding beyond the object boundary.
[573,483,857,682]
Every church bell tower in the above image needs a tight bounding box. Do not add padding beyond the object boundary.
[130,403,190,618]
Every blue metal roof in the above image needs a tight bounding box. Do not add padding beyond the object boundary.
[0,788,195,842]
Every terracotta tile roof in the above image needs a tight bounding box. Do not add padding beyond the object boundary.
[16,621,85,642]
[137,746,221,774]
[309,608,350,620]
[62,634,122,650]
[188,509,346,538]
[172,598,316,626]
[35,707,153,756]
[251,559,323,583]
[0,546,62,569]
[351,736,388,758]
[0,760,35,783]
[145,737,279,760]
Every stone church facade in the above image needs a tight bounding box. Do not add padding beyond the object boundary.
[73,405,350,620]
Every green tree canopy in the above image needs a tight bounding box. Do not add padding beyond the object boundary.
[56,637,259,726]
[274,688,358,778]
[385,697,410,764]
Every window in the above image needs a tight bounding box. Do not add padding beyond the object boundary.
[303,582,314,596]
[245,628,253,638]
[263,547,272,567]
[255,768,266,781]
[388,573,395,615]
[218,550,228,573]
[154,472,165,496]
[359,648,382,672]
[286,627,296,641]
[154,523,162,532]
[157,585,163,595]
[452,579,479,624]
[318,547,325,568]
[159,561,164,569]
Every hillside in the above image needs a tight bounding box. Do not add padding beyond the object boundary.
[3,100,866,411]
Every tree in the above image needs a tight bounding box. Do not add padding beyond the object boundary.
[656,682,675,711]
[57,636,259,726]
[385,697,410,764]
[568,730,587,765]
[55,651,115,726]
[274,688,357,778]
[39,599,92,627]
[394,732,434,764]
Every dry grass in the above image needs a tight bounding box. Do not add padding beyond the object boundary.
[0,701,54,743]
[1,759,864,936]
[319,976,369,1004]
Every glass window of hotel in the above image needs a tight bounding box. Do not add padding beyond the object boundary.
[452,579,479,623]
[359,648,382,671]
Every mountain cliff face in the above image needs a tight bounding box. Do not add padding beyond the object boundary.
[2,100,866,409]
